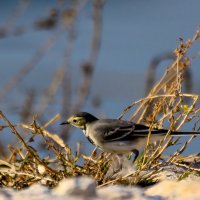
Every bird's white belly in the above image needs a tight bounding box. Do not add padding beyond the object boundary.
[94,135,164,153]
[102,141,145,153]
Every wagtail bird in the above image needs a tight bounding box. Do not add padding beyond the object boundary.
[60,112,198,160]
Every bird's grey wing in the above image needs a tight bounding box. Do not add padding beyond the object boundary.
[95,120,153,142]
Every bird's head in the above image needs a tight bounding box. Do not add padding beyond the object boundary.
[60,112,98,129]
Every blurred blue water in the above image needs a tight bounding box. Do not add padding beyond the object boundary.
[0,0,200,156]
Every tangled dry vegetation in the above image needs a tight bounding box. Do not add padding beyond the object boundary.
[0,27,200,189]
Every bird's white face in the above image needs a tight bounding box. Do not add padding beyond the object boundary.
[67,116,87,129]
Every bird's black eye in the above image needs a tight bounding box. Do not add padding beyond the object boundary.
[73,119,77,123]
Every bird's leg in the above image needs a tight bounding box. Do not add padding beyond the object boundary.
[132,149,139,162]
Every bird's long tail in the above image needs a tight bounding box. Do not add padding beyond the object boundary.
[170,130,200,136]
[133,124,200,136]
[156,129,200,136]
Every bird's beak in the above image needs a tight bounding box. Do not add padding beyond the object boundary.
[60,121,70,125]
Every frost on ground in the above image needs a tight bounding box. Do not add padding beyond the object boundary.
[1,175,200,200]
